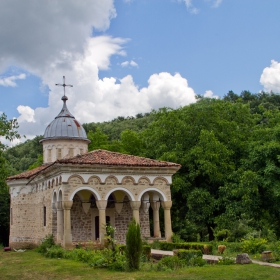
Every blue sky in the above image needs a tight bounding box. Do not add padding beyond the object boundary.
[0,0,280,141]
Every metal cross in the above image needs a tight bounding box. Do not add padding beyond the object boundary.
[55,76,73,96]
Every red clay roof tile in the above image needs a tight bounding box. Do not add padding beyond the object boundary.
[7,150,181,181]
[57,149,181,167]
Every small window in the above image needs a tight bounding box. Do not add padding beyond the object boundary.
[47,149,52,162]
[69,148,74,158]
[57,148,62,160]
[80,148,83,155]
[43,206,46,227]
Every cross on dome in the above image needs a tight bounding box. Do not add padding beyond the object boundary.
[55,76,73,97]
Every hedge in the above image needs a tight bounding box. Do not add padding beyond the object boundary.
[159,242,212,254]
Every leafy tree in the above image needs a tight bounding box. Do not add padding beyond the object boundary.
[0,113,21,246]
[120,129,144,156]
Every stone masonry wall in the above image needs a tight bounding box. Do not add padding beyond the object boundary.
[114,196,150,244]
[10,189,53,249]
[71,194,92,242]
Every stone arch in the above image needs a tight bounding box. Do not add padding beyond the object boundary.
[58,189,63,202]
[104,175,119,185]
[88,176,101,185]
[69,186,101,201]
[105,187,135,201]
[152,177,169,186]
[121,176,136,185]
[138,177,151,186]
[138,188,168,202]
[67,174,85,184]
[52,191,57,203]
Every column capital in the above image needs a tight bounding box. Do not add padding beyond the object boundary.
[151,201,161,211]
[96,200,107,210]
[161,200,172,210]
[130,201,141,210]
[62,200,73,210]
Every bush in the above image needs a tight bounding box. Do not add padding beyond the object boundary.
[142,245,151,260]
[108,252,126,271]
[45,245,65,259]
[125,218,142,271]
[151,240,161,249]
[175,249,205,267]
[156,256,184,271]
[241,238,267,254]
[159,242,212,254]
[36,234,55,254]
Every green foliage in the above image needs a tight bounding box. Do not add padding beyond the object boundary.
[125,218,142,271]
[159,242,212,254]
[175,249,205,267]
[0,113,21,151]
[142,245,152,260]
[156,256,184,271]
[36,234,55,254]
[241,237,267,254]
[4,135,43,175]
[217,257,235,265]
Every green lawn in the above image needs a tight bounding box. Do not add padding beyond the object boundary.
[0,250,279,280]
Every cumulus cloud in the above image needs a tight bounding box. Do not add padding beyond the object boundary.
[206,0,223,8]
[121,60,138,67]
[260,60,280,93]
[0,1,198,141]
[0,73,26,87]
[0,0,116,74]
[17,55,197,139]
[204,90,219,99]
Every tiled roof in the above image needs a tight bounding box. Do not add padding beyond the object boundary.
[7,164,52,181]
[58,149,181,168]
[6,150,181,181]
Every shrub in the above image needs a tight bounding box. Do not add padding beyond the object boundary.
[241,238,267,254]
[142,245,151,260]
[175,249,205,267]
[45,245,66,258]
[151,240,161,249]
[36,234,55,254]
[125,218,142,271]
[159,242,212,254]
[108,252,126,271]
[156,256,184,271]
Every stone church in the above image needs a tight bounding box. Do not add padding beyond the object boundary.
[7,82,181,249]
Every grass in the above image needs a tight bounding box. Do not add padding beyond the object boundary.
[1,250,280,280]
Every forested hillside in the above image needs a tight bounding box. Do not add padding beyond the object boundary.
[2,91,280,244]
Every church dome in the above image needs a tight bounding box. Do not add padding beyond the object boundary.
[40,95,89,142]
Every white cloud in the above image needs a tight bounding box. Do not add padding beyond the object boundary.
[0,1,198,142]
[177,0,199,14]
[121,60,138,67]
[0,73,26,87]
[16,51,197,139]
[0,0,116,74]
[17,105,35,123]
[204,90,219,99]
[260,60,280,93]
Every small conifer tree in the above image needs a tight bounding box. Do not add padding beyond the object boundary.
[125,218,142,271]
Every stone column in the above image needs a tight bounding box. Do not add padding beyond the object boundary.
[130,201,141,224]
[96,200,107,245]
[161,201,172,242]
[56,201,64,243]
[151,201,161,238]
[62,201,73,249]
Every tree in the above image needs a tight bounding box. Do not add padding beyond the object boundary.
[0,113,21,246]
[125,218,142,271]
